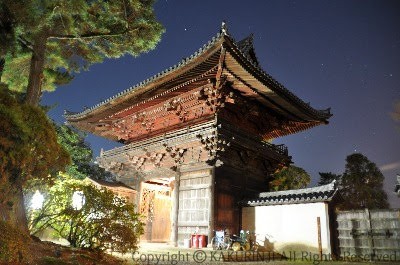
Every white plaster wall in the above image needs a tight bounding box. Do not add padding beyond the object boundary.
[244,202,331,254]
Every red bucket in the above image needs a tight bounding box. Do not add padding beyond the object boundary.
[198,235,207,248]
[191,234,199,248]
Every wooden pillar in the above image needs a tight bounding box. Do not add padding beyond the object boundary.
[135,175,142,210]
[170,170,180,246]
[207,166,215,245]
[317,217,322,259]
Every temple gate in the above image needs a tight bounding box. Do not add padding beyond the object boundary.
[66,24,331,245]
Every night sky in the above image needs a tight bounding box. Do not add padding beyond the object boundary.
[42,0,400,207]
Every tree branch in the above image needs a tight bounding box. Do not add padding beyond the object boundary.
[17,36,33,51]
[48,28,139,40]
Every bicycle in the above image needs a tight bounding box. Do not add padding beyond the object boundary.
[230,230,251,251]
[211,230,232,250]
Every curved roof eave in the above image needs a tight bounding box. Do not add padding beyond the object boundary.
[222,36,332,122]
[65,32,226,122]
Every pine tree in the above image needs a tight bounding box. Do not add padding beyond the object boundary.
[56,125,112,181]
[338,153,389,210]
[0,0,164,105]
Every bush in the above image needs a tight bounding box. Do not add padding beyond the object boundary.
[29,176,143,254]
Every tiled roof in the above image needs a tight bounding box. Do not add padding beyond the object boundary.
[87,177,135,191]
[225,33,331,121]
[64,31,225,120]
[65,23,331,122]
[236,34,260,67]
[244,180,338,206]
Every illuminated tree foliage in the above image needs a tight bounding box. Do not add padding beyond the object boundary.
[30,176,143,253]
[0,86,69,230]
[0,0,164,105]
[270,165,311,191]
[338,153,389,210]
[56,125,112,181]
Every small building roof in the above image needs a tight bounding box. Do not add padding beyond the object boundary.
[87,177,135,192]
[244,180,338,206]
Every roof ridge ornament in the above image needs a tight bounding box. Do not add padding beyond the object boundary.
[248,33,254,46]
[220,21,228,35]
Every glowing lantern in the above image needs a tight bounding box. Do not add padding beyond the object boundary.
[31,190,44,210]
[72,191,85,210]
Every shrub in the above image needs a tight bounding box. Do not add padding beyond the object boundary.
[29,176,143,254]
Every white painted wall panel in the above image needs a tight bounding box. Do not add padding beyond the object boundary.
[243,202,331,254]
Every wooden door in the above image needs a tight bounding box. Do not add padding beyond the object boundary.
[151,194,172,242]
[216,192,236,232]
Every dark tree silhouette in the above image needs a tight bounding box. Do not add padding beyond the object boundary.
[318,172,341,186]
[338,153,389,210]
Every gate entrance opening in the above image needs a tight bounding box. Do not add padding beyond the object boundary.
[139,180,172,242]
